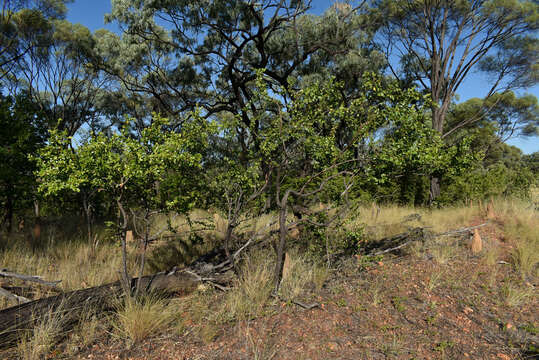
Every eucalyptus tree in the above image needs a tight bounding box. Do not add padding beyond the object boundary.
[374,0,539,201]
[97,0,383,157]
[5,19,113,136]
[0,0,71,80]
[447,92,539,152]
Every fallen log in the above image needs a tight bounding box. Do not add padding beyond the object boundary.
[361,223,489,256]
[0,287,30,304]
[0,269,61,287]
[361,227,430,255]
[0,267,231,348]
[435,222,488,237]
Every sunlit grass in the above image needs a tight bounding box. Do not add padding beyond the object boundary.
[112,294,176,344]
[17,300,68,360]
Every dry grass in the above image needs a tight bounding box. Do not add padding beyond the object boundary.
[496,200,539,280]
[343,203,482,243]
[482,242,501,267]
[427,269,445,292]
[222,253,274,321]
[2,198,537,355]
[0,217,148,309]
[111,294,176,344]
[17,301,68,360]
[429,239,458,264]
[502,283,536,307]
[279,251,329,299]
[0,240,135,309]
[362,278,384,307]
[64,307,102,355]
[245,324,278,360]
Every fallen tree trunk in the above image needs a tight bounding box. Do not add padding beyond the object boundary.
[361,227,430,255]
[0,220,269,349]
[361,223,489,256]
[0,269,61,287]
[0,268,231,348]
[0,287,30,304]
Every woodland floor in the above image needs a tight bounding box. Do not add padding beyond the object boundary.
[1,210,537,360]
[71,222,537,360]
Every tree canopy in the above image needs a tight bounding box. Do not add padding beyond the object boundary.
[0,0,537,248]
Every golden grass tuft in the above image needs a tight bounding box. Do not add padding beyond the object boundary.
[17,302,68,360]
[112,294,176,344]
[222,253,274,321]
[502,283,535,307]
[499,200,539,279]
[279,251,328,299]
[429,239,458,264]
[482,241,501,267]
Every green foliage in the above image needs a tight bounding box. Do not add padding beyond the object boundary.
[441,95,538,202]
[523,152,539,181]
[35,112,215,215]
[0,93,48,230]
[2,0,538,241]
[374,0,538,201]
[439,160,535,203]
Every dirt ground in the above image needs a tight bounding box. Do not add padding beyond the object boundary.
[69,222,537,360]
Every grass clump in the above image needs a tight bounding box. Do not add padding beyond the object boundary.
[222,253,274,321]
[501,204,539,280]
[17,305,67,360]
[112,294,176,344]
[501,283,535,307]
[429,240,457,264]
[64,305,103,355]
[279,251,328,299]
[511,238,538,280]
[482,242,500,267]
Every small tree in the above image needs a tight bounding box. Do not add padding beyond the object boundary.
[232,71,448,291]
[35,112,215,293]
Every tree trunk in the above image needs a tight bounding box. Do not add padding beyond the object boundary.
[429,106,445,203]
[429,176,441,204]
[273,191,290,293]
[4,193,13,234]
[82,193,93,244]
[116,199,130,294]
[0,270,225,348]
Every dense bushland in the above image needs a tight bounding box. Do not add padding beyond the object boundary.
[0,1,538,358]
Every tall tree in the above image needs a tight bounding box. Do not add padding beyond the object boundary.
[97,0,383,152]
[0,92,48,232]
[5,18,111,135]
[447,92,538,149]
[0,0,71,80]
[375,0,539,200]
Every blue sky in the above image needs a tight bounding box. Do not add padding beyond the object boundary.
[66,0,538,154]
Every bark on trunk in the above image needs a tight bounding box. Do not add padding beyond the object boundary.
[429,107,445,203]
[3,190,14,233]
[429,176,441,204]
[273,190,290,293]
[0,269,225,348]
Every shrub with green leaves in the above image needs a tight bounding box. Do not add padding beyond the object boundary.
[34,112,216,285]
